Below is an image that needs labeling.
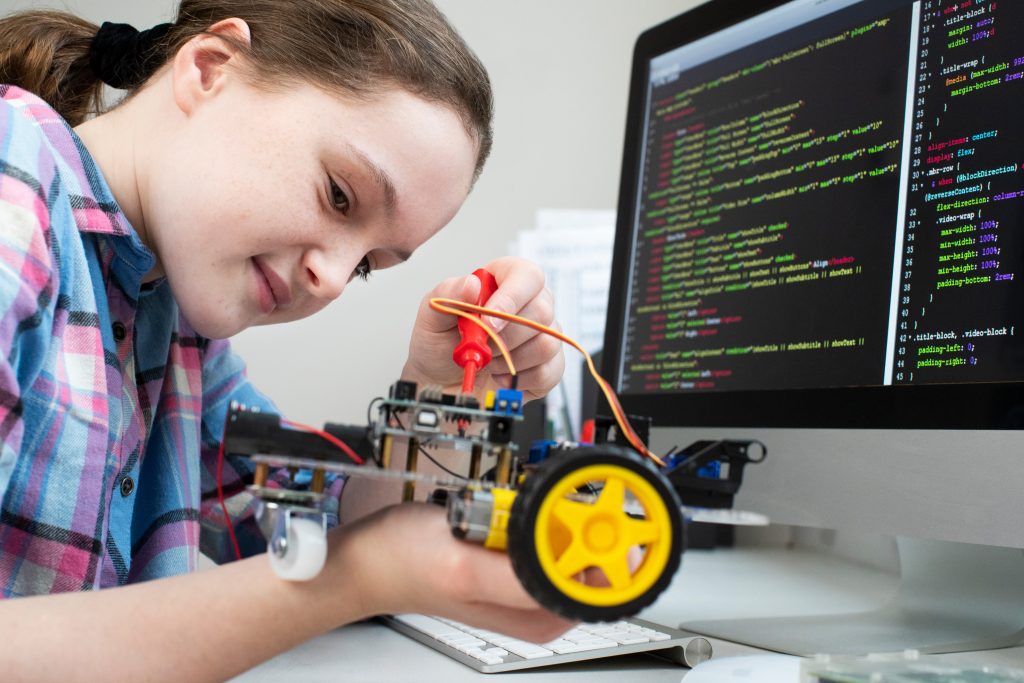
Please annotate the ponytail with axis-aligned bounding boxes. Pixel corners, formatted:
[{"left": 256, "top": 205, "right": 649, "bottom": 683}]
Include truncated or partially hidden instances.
[{"left": 0, "top": 11, "right": 103, "bottom": 127}]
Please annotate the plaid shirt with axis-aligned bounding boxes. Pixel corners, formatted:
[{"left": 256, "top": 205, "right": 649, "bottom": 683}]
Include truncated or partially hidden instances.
[{"left": 0, "top": 86, "right": 307, "bottom": 596}]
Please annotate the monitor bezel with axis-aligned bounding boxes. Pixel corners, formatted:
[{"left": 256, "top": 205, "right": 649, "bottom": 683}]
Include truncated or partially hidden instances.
[{"left": 601, "top": 0, "right": 1024, "bottom": 430}]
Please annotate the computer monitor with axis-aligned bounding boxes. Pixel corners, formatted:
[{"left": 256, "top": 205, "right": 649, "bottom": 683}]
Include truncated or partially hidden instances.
[{"left": 602, "top": 0, "right": 1024, "bottom": 654}]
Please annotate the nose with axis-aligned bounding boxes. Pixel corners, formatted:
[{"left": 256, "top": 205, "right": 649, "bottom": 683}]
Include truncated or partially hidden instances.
[{"left": 302, "top": 248, "right": 354, "bottom": 302}]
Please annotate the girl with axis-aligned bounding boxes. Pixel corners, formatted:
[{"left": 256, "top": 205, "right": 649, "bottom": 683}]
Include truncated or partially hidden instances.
[{"left": 0, "top": 1, "right": 568, "bottom": 680}]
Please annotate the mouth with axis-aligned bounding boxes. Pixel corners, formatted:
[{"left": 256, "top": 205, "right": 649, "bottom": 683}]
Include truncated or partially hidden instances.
[{"left": 252, "top": 257, "right": 293, "bottom": 314}]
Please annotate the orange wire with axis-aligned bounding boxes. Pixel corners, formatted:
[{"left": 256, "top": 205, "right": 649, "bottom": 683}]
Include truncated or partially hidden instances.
[
  {"left": 428, "top": 299, "right": 516, "bottom": 376},
  {"left": 428, "top": 297, "right": 665, "bottom": 467}
]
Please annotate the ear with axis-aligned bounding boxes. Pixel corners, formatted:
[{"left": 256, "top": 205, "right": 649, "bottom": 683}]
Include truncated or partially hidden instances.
[{"left": 171, "top": 18, "right": 252, "bottom": 116}]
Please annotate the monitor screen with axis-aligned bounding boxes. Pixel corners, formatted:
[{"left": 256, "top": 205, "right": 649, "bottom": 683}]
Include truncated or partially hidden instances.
[{"left": 604, "top": 0, "right": 1024, "bottom": 429}]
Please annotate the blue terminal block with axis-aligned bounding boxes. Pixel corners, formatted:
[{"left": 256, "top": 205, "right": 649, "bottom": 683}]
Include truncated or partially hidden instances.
[
  {"left": 695, "top": 461, "right": 723, "bottom": 480},
  {"left": 665, "top": 451, "right": 724, "bottom": 479},
  {"left": 528, "top": 439, "right": 559, "bottom": 464},
  {"left": 493, "top": 388, "right": 524, "bottom": 416}
]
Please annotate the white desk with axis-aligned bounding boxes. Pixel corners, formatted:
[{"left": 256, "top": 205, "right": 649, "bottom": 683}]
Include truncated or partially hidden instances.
[{"left": 231, "top": 547, "right": 1024, "bottom": 681}]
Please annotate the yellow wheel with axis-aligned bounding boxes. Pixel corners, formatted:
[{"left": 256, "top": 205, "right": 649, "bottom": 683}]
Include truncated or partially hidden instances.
[{"left": 508, "top": 446, "right": 683, "bottom": 621}]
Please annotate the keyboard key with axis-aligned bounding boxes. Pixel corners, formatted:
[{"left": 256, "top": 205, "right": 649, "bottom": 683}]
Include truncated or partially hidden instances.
[
  {"left": 502, "top": 641, "right": 555, "bottom": 659},
  {"left": 488, "top": 636, "right": 524, "bottom": 648},
  {"left": 394, "top": 614, "right": 460, "bottom": 639},
  {"left": 563, "top": 633, "right": 615, "bottom": 646},
  {"left": 453, "top": 638, "right": 487, "bottom": 653},
  {"left": 635, "top": 626, "right": 672, "bottom": 640},
  {"left": 545, "top": 639, "right": 582, "bottom": 654},
  {"left": 474, "top": 630, "right": 502, "bottom": 641}
]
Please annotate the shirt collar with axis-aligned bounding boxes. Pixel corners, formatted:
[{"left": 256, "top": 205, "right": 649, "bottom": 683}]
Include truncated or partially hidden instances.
[{"left": 5, "top": 86, "right": 156, "bottom": 278}]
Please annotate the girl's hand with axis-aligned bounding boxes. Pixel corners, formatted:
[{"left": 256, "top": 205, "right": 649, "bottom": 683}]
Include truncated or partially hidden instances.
[
  {"left": 337, "top": 503, "right": 574, "bottom": 643},
  {"left": 401, "top": 257, "right": 565, "bottom": 401}
]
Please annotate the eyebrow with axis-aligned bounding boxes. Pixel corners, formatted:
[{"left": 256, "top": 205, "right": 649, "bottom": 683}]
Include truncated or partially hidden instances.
[{"left": 348, "top": 144, "right": 398, "bottom": 216}]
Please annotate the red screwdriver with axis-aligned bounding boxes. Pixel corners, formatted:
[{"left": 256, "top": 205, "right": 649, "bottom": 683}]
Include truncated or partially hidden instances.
[{"left": 452, "top": 268, "right": 498, "bottom": 394}]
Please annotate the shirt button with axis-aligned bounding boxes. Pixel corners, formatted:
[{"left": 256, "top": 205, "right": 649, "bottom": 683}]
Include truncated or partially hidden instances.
[
  {"left": 120, "top": 476, "right": 135, "bottom": 497},
  {"left": 112, "top": 322, "right": 127, "bottom": 342}
]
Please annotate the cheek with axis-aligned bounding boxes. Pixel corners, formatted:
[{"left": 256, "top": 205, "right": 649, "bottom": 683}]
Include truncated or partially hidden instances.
[
  {"left": 152, "top": 171, "right": 314, "bottom": 261},
  {"left": 152, "top": 118, "right": 313, "bottom": 239}
]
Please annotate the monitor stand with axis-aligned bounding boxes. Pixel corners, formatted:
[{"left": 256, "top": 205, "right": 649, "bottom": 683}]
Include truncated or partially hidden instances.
[{"left": 681, "top": 537, "right": 1024, "bottom": 655}]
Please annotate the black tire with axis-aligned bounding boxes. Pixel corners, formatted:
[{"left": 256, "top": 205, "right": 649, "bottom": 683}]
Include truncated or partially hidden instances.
[{"left": 507, "top": 446, "right": 684, "bottom": 622}]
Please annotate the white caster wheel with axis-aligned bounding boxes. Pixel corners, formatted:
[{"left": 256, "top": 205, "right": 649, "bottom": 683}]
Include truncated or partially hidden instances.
[{"left": 268, "top": 515, "right": 327, "bottom": 581}]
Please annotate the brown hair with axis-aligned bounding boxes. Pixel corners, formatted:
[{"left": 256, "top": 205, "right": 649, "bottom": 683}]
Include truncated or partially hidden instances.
[{"left": 0, "top": 0, "right": 493, "bottom": 175}]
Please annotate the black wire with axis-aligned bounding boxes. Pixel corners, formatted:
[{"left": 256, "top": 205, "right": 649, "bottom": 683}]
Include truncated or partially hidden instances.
[
  {"left": 364, "top": 396, "right": 387, "bottom": 466},
  {"left": 413, "top": 437, "right": 467, "bottom": 480},
  {"left": 366, "top": 396, "right": 384, "bottom": 429},
  {"left": 393, "top": 414, "right": 468, "bottom": 480}
]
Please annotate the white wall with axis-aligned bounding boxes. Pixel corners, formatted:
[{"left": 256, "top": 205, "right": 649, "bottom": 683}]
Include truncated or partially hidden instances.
[{"left": 5, "top": 0, "right": 700, "bottom": 424}]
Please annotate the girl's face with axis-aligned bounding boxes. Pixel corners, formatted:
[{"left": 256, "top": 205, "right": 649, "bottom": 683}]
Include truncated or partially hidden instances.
[{"left": 142, "top": 80, "right": 478, "bottom": 339}]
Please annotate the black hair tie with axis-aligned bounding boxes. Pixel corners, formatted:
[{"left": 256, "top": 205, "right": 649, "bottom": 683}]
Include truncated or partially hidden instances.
[{"left": 89, "top": 22, "right": 174, "bottom": 90}]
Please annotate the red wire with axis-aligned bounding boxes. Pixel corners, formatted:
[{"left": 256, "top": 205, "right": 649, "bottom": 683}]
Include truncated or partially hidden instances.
[
  {"left": 281, "top": 419, "right": 365, "bottom": 465},
  {"left": 216, "top": 438, "right": 243, "bottom": 562}
]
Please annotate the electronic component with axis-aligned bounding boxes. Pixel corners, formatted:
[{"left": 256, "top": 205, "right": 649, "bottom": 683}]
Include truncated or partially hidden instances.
[
  {"left": 413, "top": 408, "right": 441, "bottom": 431},
  {"left": 221, "top": 392, "right": 690, "bottom": 622},
  {"left": 486, "top": 415, "right": 513, "bottom": 444},
  {"left": 527, "top": 439, "right": 558, "bottom": 464},
  {"left": 663, "top": 440, "right": 767, "bottom": 509},
  {"left": 388, "top": 380, "right": 417, "bottom": 401},
  {"left": 493, "top": 387, "right": 524, "bottom": 416}
]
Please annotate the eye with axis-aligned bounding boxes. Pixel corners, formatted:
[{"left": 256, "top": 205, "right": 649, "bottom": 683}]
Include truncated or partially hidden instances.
[
  {"left": 328, "top": 177, "right": 350, "bottom": 214},
  {"left": 354, "top": 256, "right": 372, "bottom": 282}
]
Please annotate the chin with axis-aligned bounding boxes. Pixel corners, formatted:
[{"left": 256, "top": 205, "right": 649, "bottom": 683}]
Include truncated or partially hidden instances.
[{"left": 178, "top": 303, "right": 248, "bottom": 340}]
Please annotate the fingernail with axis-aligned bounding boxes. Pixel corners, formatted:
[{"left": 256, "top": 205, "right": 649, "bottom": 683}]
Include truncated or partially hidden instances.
[{"left": 487, "top": 315, "right": 507, "bottom": 333}]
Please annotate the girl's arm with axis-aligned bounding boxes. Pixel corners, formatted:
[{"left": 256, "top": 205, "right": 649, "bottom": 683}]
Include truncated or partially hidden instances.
[{"left": 0, "top": 503, "right": 571, "bottom": 683}]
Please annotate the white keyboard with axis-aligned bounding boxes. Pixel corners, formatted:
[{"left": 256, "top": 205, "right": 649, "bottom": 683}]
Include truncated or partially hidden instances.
[{"left": 384, "top": 613, "right": 712, "bottom": 673}]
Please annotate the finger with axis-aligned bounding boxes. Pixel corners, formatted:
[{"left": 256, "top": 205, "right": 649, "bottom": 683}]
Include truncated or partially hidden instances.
[
  {"left": 495, "top": 287, "right": 556, "bottom": 352},
  {"left": 488, "top": 331, "right": 563, "bottom": 377},
  {"left": 493, "top": 349, "right": 565, "bottom": 401},
  {"left": 479, "top": 258, "right": 545, "bottom": 333},
  {"left": 450, "top": 543, "right": 543, "bottom": 610},
  {"left": 384, "top": 504, "right": 540, "bottom": 611},
  {"left": 417, "top": 274, "right": 481, "bottom": 335}
]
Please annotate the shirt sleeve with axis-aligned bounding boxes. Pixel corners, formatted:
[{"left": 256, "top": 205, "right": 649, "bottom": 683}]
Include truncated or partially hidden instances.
[
  {"left": 197, "top": 338, "right": 345, "bottom": 563},
  {"left": 0, "top": 198, "right": 55, "bottom": 500}
]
